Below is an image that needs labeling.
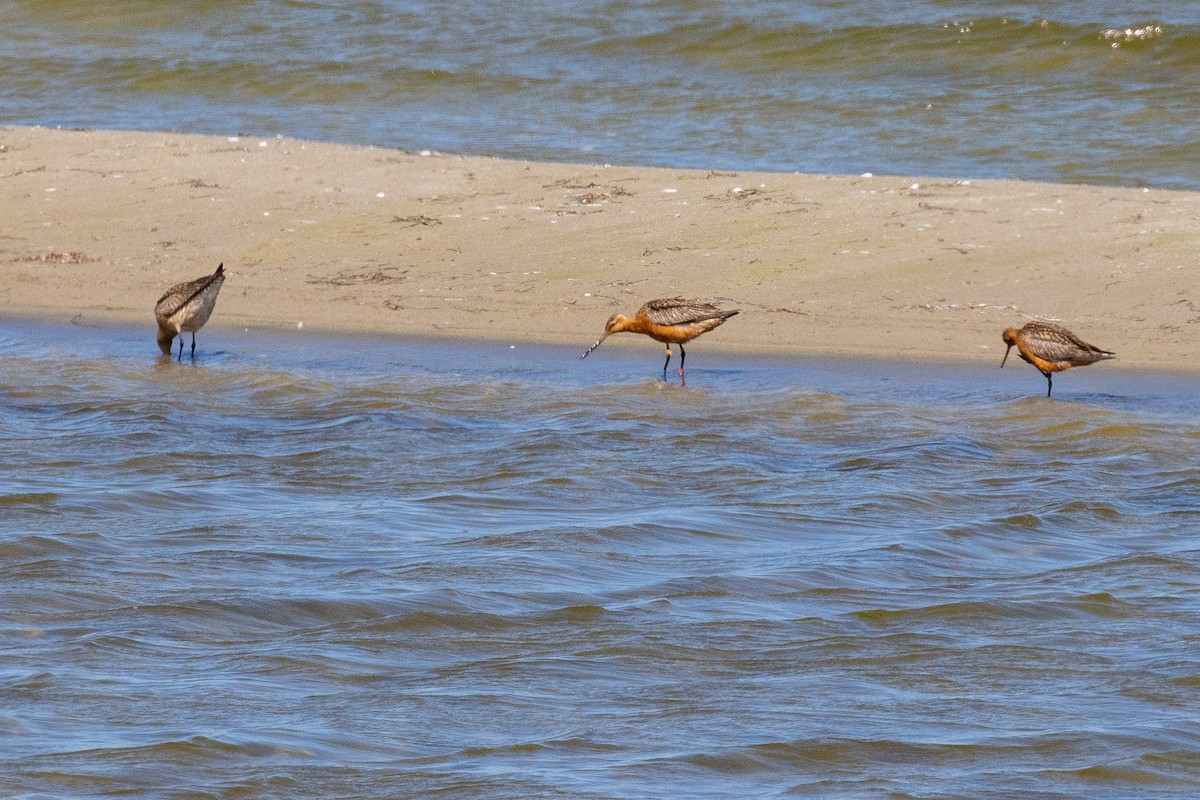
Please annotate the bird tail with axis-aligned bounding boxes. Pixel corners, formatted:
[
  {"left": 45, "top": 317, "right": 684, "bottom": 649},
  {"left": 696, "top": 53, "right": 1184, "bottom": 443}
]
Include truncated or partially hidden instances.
[{"left": 692, "top": 309, "right": 740, "bottom": 323}]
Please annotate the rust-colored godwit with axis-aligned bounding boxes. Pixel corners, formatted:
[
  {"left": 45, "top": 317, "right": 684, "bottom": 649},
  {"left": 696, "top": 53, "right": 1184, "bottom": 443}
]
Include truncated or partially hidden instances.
[
  {"left": 1001, "top": 320, "right": 1115, "bottom": 397},
  {"left": 155, "top": 263, "right": 226, "bottom": 360},
  {"left": 581, "top": 297, "right": 739, "bottom": 379}
]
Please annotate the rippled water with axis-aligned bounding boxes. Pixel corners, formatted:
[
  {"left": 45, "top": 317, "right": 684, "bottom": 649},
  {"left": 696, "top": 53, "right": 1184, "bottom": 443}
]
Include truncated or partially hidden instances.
[
  {"left": 2, "top": 1, "right": 1199, "bottom": 188},
  {"left": 3, "top": 320, "right": 1200, "bottom": 798}
]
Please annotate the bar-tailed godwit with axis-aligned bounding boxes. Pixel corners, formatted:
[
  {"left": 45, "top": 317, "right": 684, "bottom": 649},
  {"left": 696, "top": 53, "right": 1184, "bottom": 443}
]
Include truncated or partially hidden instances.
[
  {"left": 155, "top": 263, "right": 226, "bottom": 360},
  {"left": 1001, "top": 320, "right": 1115, "bottom": 397},
  {"left": 581, "top": 297, "right": 739, "bottom": 380}
]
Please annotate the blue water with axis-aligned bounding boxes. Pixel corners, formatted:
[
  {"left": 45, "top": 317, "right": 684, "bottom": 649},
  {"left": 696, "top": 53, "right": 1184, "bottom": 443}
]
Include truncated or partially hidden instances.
[
  {"left": 2, "top": 320, "right": 1200, "bottom": 798},
  {"left": 1, "top": 1, "right": 1199, "bottom": 187}
]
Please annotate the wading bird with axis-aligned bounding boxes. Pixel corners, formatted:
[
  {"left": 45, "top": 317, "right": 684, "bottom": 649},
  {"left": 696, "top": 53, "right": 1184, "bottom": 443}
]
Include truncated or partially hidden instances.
[
  {"left": 1001, "top": 320, "right": 1114, "bottom": 397},
  {"left": 155, "top": 263, "right": 226, "bottom": 360},
  {"left": 581, "top": 297, "right": 739, "bottom": 381}
]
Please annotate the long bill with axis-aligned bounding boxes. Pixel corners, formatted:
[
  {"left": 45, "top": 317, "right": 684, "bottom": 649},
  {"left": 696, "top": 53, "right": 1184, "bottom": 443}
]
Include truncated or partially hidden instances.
[
  {"left": 581, "top": 334, "right": 608, "bottom": 359},
  {"left": 1000, "top": 344, "right": 1012, "bottom": 368}
]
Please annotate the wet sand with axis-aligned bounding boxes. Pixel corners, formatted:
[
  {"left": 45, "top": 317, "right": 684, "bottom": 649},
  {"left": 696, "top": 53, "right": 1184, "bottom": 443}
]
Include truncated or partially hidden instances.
[{"left": 2, "top": 125, "right": 1197, "bottom": 368}]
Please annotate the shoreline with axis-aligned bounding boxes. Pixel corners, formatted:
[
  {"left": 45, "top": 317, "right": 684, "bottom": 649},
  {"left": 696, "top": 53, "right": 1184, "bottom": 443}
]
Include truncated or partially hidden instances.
[
  {"left": 2, "top": 125, "right": 1197, "bottom": 369},
  {"left": 12, "top": 313, "right": 1198, "bottom": 400}
]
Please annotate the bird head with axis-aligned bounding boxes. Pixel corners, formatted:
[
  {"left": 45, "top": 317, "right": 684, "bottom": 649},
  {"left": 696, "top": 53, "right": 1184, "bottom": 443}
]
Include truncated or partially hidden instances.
[
  {"left": 581, "top": 313, "right": 631, "bottom": 359},
  {"left": 156, "top": 325, "right": 176, "bottom": 356},
  {"left": 1000, "top": 327, "right": 1020, "bottom": 367}
]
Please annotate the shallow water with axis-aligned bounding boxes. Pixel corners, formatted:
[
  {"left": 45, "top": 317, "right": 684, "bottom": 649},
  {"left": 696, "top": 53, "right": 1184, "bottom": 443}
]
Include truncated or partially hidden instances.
[
  {"left": 2, "top": 1, "right": 1199, "bottom": 188},
  {"left": 2, "top": 320, "right": 1200, "bottom": 798}
]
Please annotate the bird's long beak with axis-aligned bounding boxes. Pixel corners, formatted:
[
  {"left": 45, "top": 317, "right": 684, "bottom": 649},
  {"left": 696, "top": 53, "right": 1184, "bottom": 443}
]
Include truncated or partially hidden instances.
[
  {"left": 1001, "top": 344, "right": 1012, "bottom": 368},
  {"left": 581, "top": 334, "right": 608, "bottom": 360}
]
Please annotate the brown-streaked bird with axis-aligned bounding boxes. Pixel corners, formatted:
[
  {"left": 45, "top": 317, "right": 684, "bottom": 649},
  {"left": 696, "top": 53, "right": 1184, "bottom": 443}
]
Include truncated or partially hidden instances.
[
  {"left": 581, "top": 297, "right": 739, "bottom": 379},
  {"left": 1001, "top": 320, "right": 1115, "bottom": 397},
  {"left": 155, "top": 263, "right": 226, "bottom": 360}
]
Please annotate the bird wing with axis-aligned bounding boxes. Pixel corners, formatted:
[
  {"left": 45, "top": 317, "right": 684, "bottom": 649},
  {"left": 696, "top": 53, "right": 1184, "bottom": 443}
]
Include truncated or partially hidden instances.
[
  {"left": 155, "top": 265, "right": 224, "bottom": 322},
  {"left": 642, "top": 297, "right": 736, "bottom": 327},
  {"left": 1023, "top": 321, "right": 1112, "bottom": 361}
]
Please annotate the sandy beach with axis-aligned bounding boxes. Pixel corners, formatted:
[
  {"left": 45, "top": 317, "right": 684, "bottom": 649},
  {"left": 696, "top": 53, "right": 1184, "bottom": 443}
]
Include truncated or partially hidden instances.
[{"left": 2, "top": 125, "right": 1196, "bottom": 368}]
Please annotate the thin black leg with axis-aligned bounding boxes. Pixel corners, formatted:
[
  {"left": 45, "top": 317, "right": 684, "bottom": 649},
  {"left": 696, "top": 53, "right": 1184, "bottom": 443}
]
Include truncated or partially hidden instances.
[
  {"left": 1044, "top": 371, "right": 1053, "bottom": 397},
  {"left": 190, "top": 332, "right": 197, "bottom": 359},
  {"left": 662, "top": 347, "right": 672, "bottom": 379},
  {"left": 679, "top": 344, "right": 687, "bottom": 376},
  {"left": 177, "top": 336, "right": 183, "bottom": 361}
]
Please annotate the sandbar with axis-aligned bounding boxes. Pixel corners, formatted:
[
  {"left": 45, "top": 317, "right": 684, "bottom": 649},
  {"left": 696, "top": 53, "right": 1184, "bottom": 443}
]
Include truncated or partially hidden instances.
[{"left": 2, "top": 126, "right": 1196, "bottom": 368}]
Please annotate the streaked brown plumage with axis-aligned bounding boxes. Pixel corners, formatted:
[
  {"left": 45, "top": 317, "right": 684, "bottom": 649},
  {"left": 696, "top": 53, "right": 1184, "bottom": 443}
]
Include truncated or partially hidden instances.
[
  {"left": 1001, "top": 320, "right": 1115, "bottom": 397},
  {"left": 581, "top": 297, "right": 739, "bottom": 379},
  {"left": 155, "top": 263, "right": 226, "bottom": 360}
]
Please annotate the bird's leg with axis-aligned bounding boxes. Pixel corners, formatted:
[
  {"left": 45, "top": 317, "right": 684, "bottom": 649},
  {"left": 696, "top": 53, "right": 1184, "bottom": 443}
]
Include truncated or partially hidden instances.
[
  {"left": 678, "top": 344, "right": 687, "bottom": 376},
  {"left": 190, "top": 333, "right": 197, "bottom": 359},
  {"left": 176, "top": 336, "right": 184, "bottom": 362},
  {"left": 662, "top": 347, "right": 672, "bottom": 380},
  {"left": 1044, "top": 370, "right": 1053, "bottom": 397}
]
